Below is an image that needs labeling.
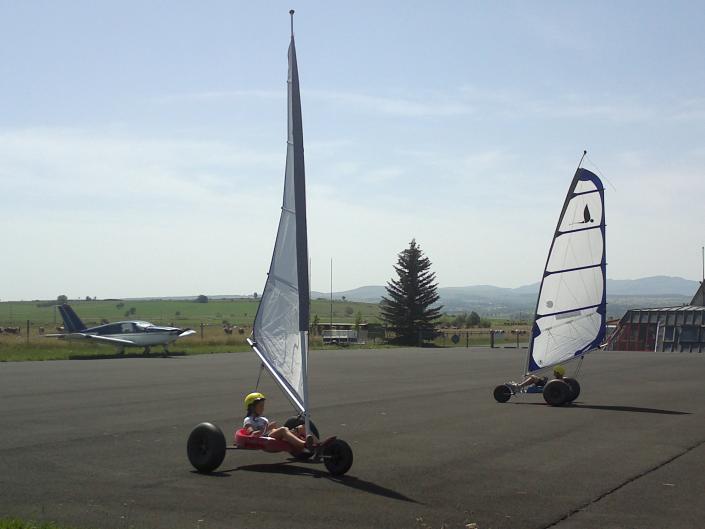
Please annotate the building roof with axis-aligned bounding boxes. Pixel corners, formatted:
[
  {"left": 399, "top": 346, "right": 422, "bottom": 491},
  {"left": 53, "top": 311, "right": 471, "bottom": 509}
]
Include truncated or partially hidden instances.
[
  {"left": 625, "top": 305, "right": 705, "bottom": 313},
  {"left": 691, "top": 281, "right": 705, "bottom": 306}
]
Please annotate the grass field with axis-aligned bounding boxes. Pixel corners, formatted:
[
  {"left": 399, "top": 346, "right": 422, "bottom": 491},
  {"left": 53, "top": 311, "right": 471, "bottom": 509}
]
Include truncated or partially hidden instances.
[
  {"left": 0, "top": 520, "right": 75, "bottom": 529},
  {"left": 0, "top": 298, "right": 529, "bottom": 361},
  {"left": 0, "top": 298, "right": 382, "bottom": 328}
]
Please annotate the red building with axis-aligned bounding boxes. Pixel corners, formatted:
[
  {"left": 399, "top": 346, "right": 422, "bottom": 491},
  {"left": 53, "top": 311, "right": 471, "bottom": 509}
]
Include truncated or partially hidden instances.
[{"left": 608, "top": 282, "right": 705, "bottom": 352}]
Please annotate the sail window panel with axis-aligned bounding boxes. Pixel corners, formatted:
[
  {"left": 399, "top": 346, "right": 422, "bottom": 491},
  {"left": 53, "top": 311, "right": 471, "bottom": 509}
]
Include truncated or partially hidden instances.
[
  {"left": 537, "top": 267, "right": 604, "bottom": 317},
  {"left": 255, "top": 279, "right": 304, "bottom": 399},
  {"left": 558, "top": 191, "right": 603, "bottom": 234},
  {"left": 547, "top": 228, "right": 603, "bottom": 274},
  {"left": 532, "top": 308, "right": 602, "bottom": 368}
]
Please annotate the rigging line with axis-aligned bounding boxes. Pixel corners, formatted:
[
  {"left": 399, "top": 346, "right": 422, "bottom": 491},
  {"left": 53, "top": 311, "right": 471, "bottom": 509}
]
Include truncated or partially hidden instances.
[
  {"left": 584, "top": 153, "right": 617, "bottom": 192},
  {"left": 575, "top": 355, "right": 584, "bottom": 378},
  {"left": 255, "top": 362, "right": 265, "bottom": 390}
]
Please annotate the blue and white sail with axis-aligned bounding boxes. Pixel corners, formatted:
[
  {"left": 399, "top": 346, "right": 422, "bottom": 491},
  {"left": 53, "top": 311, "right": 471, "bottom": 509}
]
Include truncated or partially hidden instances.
[
  {"left": 526, "top": 166, "right": 606, "bottom": 374},
  {"left": 248, "top": 17, "right": 310, "bottom": 414}
]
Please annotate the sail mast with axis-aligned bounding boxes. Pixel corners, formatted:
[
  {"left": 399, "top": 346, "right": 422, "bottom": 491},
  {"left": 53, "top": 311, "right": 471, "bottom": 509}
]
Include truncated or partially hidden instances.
[
  {"left": 289, "top": 9, "right": 310, "bottom": 332},
  {"left": 248, "top": 10, "right": 310, "bottom": 419},
  {"left": 289, "top": 8, "right": 312, "bottom": 433}
]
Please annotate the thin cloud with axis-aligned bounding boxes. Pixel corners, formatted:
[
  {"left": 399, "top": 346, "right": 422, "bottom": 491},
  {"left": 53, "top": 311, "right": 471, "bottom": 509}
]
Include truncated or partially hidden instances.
[
  {"left": 0, "top": 127, "right": 282, "bottom": 208},
  {"left": 308, "top": 90, "right": 475, "bottom": 118},
  {"left": 156, "top": 88, "right": 476, "bottom": 118},
  {"left": 154, "top": 89, "right": 282, "bottom": 104}
]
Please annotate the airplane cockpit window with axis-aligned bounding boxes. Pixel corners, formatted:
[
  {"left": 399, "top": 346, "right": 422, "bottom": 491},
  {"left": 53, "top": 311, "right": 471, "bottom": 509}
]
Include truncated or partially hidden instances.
[
  {"left": 121, "top": 323, "right": 135, "bottom": 334},
  {"left": 98, "top": 324, "right": 122, "bottom": 335}
]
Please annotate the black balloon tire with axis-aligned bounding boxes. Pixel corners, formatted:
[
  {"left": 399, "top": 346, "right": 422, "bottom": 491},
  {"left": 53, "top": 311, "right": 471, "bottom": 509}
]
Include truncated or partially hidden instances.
[
  {"left": 564, "top": 378, "right": 581, "bottom": 402},
  {"left": 284, "top": 416, "right": 320, "bottom": 460},
  {"left": 493, "top": 384, "right": 512, "bottom": 403},
  {"left": 187, "top": 422, "right": 227, "bottom": 473},
  {"left": 322, "top": 439, "right": 354, "bottom": 476},
  {"left": 542, "top": 379, "right": 570, "bottom": 406}
]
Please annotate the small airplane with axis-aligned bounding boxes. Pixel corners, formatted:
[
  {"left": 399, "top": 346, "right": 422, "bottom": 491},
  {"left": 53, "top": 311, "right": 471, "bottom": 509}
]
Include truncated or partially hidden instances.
[{"left": 47, "top": 304, "right": 196, "bottom": 354}]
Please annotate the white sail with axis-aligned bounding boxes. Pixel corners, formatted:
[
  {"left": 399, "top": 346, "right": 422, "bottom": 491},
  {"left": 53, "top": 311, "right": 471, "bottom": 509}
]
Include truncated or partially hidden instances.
[
  {"left": 526, "top": 167, "right": 606, "bottom": 374},
  {"left": 248, "top": 29, "right": 310, "bottom": 413}
]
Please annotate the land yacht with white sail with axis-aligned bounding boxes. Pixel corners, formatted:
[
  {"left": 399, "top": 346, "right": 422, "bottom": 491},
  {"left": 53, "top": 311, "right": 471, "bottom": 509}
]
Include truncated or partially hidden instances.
[
  {"left": 494, "top": 152, "right": 607, "bottom": 406},
  {"left": 186, "top": 11, "right": 353, "bottom": 475}
]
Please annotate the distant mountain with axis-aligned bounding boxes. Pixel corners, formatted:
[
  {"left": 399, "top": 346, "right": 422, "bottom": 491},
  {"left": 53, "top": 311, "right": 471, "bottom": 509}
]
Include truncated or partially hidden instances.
[
  {"left": 606, "top": 276, "right": 700, "bottom": 296},
  {"left": 315, "top": 276, "right": 698, "bottom": 301},
  {"left": 311, "top": 285, "right": 386, "bottom": 303},
  {"left": 119, "top": 276, "right": 699, "bottom": 320},
  {"left": 312, "top": 275, "right": 700, "bottom": 319}
]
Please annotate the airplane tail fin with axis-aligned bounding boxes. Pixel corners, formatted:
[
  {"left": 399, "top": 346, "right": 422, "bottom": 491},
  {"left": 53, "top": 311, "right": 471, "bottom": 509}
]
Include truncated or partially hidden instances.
[{"left": 58, "top": 304, "right": 87, "bottom": 333}]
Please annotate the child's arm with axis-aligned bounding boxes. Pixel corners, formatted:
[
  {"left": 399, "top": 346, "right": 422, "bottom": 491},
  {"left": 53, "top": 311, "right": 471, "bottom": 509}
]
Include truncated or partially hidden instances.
[{"left": 246, "top": 425, "right": 263, "bottom": 436}]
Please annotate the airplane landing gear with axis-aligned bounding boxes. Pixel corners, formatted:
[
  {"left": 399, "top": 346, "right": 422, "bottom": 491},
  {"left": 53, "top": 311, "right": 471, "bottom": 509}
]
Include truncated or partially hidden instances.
[{"left": 143, "top": 346, "right": 151, "bottom": 355}]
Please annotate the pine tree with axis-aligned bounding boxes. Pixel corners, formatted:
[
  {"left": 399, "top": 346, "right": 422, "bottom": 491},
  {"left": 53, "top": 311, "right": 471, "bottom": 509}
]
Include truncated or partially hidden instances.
[{"left": 380, "top": 239, "right": 443, "bottom": 345}]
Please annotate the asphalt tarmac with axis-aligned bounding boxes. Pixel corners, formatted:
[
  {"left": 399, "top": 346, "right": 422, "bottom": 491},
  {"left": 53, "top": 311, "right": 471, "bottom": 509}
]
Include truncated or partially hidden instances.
[{"left": 1, "top": 347, "right": 704, "bottom": 529}]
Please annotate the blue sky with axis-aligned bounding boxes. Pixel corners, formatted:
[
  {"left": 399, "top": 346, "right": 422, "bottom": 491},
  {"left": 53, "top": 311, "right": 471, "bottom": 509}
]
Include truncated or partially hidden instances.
[{"left": 1, "top": 1, "right": 704, "bottom": 300}]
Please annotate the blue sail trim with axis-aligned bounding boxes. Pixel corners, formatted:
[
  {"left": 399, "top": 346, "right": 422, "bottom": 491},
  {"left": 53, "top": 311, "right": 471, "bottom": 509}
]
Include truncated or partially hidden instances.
[
  {"left": 557, "top": 224, "right": 603, "bottom": 236},
  {"left": 572, "top": 188, "right": 603, "bottom": 197},
  {"left": 544, "top": 262, "right": 602, "bottom": 277},
  {"left": 536, "top": 303, "right": 602, "bottom": 320}
]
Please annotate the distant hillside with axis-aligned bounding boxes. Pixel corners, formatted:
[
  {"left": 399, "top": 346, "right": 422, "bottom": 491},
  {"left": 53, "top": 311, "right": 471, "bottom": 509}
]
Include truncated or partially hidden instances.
[
  {"left": 312, "top": 275, "right": 700, "bottom": 319},
  {"left": 113, "top": 276, "right": 698, "bottom": 321},
  {"left": 605, "top": 276, "right": 700, "bottom": 296}
]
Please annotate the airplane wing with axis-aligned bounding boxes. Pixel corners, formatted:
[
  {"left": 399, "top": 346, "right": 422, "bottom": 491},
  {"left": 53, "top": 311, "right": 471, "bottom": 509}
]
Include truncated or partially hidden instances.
[
  {"left": 45, "top": 333, "right": 136, "bottom": 345},
  {"left": 80, "top": 334, "right": 137, "bottom": 345},
  {"left": 178, "top": 330, "right": 197, "bottom": 338}
]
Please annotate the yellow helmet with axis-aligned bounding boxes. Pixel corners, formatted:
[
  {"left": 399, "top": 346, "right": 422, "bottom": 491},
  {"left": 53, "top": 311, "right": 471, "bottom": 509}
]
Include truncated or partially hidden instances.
[
  {"left": 244, "top": 392, "right": 266, "bottom": 409},
  {"left": 553, "top": 365, "right": 566, "bottom": 377}
]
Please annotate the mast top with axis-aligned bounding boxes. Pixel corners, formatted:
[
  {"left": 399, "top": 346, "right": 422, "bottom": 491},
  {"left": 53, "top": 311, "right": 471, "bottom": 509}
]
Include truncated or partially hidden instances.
[
  {"left": 289, "top": 10, "right": 295, "bottom": 36},
  {"left": 577, "top": 149, "right": 587, "bottom": 171}
]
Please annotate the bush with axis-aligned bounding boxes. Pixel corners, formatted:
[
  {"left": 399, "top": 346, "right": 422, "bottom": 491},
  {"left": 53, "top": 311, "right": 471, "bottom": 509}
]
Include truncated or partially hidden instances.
[{"left": 468, "top": 311, "right": 481, "bottom": 326}]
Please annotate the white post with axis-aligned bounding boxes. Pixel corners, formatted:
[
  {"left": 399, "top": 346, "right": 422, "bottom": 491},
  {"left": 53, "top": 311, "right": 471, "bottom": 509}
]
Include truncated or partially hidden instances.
[{"left": 300, "top": 330, "right": 310, "bottom": 435}]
